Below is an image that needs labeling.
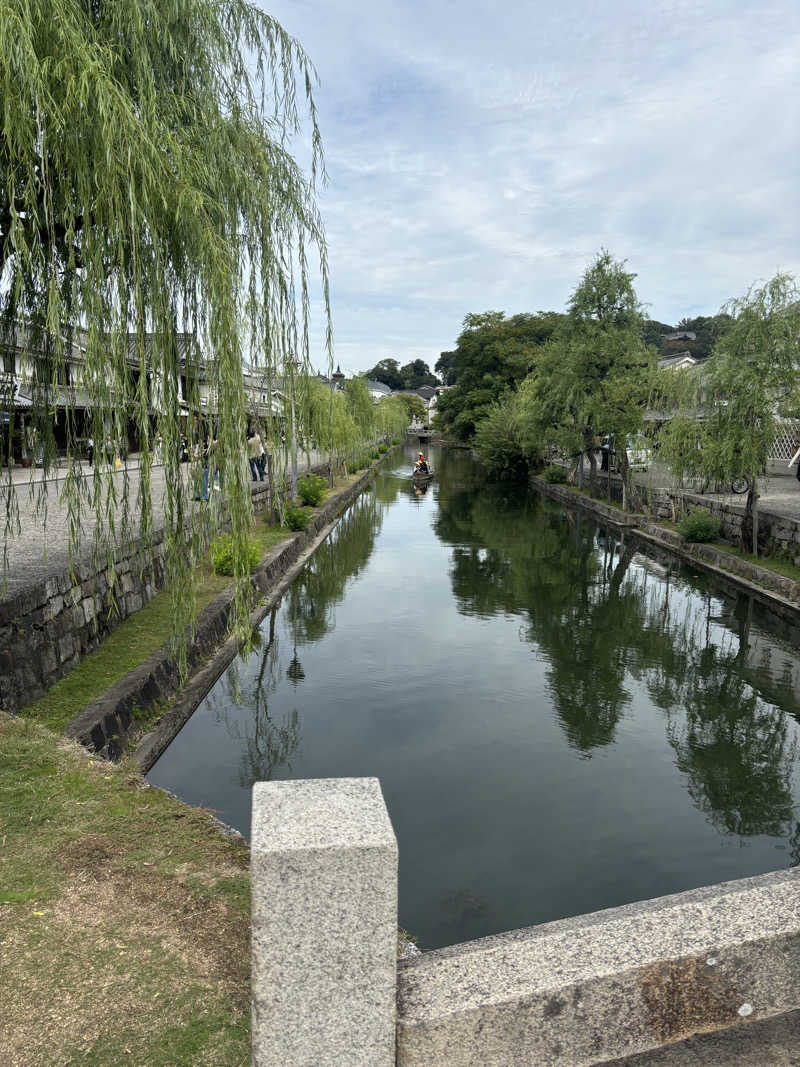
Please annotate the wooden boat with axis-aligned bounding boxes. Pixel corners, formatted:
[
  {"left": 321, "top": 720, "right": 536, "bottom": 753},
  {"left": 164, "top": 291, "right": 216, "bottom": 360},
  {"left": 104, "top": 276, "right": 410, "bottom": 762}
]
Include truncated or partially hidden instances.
[{"left": 411, "top": 468, "right": 434, "bottom": 484}]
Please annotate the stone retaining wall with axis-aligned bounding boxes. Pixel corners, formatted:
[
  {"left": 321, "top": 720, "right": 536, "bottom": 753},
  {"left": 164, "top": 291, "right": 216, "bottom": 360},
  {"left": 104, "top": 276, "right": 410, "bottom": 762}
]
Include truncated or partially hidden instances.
[
  {"left": 643, "top": 487, "right": 800, "bottom": 566},
  {"left": 0, "top": 461, "right": 330, "bottom": 715}
]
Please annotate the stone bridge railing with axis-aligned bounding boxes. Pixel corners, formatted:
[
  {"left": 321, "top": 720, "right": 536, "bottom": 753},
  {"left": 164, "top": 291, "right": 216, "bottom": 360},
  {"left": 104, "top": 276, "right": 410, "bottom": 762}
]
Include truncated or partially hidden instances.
[{"left": 251, "top": 778, "right": 800, "bottom": 1066}]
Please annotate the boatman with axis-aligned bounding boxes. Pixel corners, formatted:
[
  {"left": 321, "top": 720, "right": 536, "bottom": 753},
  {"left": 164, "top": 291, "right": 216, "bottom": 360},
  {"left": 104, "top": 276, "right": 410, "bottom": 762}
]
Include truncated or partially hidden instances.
[{"left": 415, "top": 452, "right": 429, "bottom": 474}]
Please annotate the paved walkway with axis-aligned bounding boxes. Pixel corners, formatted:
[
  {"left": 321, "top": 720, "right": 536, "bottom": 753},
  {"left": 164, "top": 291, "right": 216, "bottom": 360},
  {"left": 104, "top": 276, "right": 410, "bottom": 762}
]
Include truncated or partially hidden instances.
[
  {"left": 0, "top": 449, "right": 326, "bottom": 598},
  {"left": 633, "top": 459, "right": 800, "bottom": 521}
]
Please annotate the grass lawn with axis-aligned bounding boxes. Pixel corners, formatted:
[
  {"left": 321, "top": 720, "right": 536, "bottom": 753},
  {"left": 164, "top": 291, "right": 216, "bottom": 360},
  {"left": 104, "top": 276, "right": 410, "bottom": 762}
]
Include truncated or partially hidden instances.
[
  {"left": 21, "top": 517, "right": 291, "bottom": 733},
  {"left": 0, "top": 713, "right": 251, "bottom": 1066}
]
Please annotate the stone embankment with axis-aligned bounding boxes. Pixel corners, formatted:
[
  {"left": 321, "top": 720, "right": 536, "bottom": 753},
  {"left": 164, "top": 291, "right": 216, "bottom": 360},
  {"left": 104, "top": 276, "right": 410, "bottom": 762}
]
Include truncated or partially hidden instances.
[
  {"left": 530, "top": 474, "right": 800, "bottom": 612},
  {"left": 0, "top": 461, "right": 322, "bottom": 716}
]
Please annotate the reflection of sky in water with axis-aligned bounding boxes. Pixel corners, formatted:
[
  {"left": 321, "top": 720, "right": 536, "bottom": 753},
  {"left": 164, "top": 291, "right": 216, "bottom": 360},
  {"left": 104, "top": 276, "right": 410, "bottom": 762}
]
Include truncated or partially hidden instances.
[{"left": 149, "top": 446, "right": 800, "bottom": 950}]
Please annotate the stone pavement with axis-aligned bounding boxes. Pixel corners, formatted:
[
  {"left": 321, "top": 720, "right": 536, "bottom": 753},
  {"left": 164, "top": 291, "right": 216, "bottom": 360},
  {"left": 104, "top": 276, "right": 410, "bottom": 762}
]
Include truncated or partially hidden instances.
[
  {"left": 635, "top": 459, "right": 800, "bottom": 520},
  {"left": 0, "top": 450, "right": 325, "bottom": 598}
]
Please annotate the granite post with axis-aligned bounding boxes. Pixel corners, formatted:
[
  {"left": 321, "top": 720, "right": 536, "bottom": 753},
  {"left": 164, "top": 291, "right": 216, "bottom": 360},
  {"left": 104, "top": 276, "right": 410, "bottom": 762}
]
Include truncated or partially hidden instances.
[{"left": 251, "top": 777, "right": 398, "bottom": 1066}]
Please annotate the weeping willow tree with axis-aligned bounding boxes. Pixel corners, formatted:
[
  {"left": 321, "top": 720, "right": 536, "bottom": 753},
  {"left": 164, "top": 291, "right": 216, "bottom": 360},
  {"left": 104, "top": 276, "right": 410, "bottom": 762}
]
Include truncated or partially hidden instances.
[
  {"left": 0, "top": 0, "right": 330, "bottom": 666},
  {"left": 656, "top": 273, "right": 800, "bottom": 554}
]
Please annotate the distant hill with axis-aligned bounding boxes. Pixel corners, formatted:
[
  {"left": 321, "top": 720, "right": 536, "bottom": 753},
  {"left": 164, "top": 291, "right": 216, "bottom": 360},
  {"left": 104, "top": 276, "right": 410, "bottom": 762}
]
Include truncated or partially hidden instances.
[{"left": 643, "top": 313, "right": 734, "bottom": 362}]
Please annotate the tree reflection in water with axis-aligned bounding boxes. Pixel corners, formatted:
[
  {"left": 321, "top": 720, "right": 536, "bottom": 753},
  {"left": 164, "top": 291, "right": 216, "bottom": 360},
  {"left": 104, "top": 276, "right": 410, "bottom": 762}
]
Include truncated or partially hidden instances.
[
  {"left": 207, "top": 489, "right": 387, "bottom": 786},
  {"left": 435, "top": 458, "right": 800, "bottom": 847}
]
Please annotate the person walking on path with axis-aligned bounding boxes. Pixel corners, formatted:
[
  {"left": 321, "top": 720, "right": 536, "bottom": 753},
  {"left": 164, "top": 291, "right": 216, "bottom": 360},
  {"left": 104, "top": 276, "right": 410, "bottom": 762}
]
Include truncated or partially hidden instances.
[
  {"left": 247, "top": 428, "right": 264, "bottom": 481},
  {"left": 789, "top": 442, "right": 800, "bottom": 484}
]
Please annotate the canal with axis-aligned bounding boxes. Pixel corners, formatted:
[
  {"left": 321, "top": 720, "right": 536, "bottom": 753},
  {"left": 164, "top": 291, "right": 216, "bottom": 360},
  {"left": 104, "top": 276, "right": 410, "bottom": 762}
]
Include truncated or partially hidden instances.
[{"left": 148, "top": 444, "right": 800, "bottom": 950}]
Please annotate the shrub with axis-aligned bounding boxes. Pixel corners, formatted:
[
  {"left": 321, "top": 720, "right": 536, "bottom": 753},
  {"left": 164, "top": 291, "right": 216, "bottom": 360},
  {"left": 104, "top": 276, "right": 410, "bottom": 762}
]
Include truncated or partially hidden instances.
[
  {"left": 377, "top": 443, "right": 388, "bottom": 454},
  {"left": 543, "top": 465, "right": 568, "bottom": 484},
  {"left": 284, "top": 505, "right": 311, "bottom": 531},
  {"left": 678, "top": 508, "right": 720, "bottom": 543},
  {"left": 210, "top": 534, "right": 261, "bottom": 575},
  {"left": 346, "top": 461, "right": 360, "bottom": 474},
  {"left": 369, "top": 448, "right": 381, "bottom": 460},
  {"left": 297, "top": 473, "right": 327, "bottom": 507},
  {"left": 391, "top": 437, "right": 401, "bottom": 445}
]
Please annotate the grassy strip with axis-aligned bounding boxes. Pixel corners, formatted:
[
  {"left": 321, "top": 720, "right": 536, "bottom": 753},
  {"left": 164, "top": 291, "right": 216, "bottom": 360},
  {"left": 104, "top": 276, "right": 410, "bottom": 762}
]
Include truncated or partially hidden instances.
[
  {"left": 652, "top": 522, "right": 800, "bottom": 584},
  {"left": 21, "top": 517, "right": 290, "bottom": 733},
  {"left": 709, "top": 541, "right": 800, "bottom": 583},
  {"left": 0, "top": 712, "right": 251, "bottom": 1066}
]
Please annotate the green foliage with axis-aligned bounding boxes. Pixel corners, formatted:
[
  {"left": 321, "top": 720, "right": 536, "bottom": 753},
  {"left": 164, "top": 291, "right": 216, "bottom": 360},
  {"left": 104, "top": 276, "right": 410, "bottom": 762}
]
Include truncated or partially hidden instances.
[
  {"left": 657, "top": 273, "right": 800, "bottom": 553},
  {"left": 396, "top": 392, "right": 426, "bottom": 424},
  {"left": 0, "top": 0, "right": 329, "bottom": 666},
  {"left": 297, "top": 473, "right": 327, "bottom": 506},
  {"left": 472, "top": 393, "right": 526, "bottom": 475},
  {"left": 283, "top": 505, "right": 312, "bottom": 531},
  {"left": 543, "top": 465, "right": 568, "bottom": 484},
  {"left": 375, "top": 395, "right": 409, "bottom": 440},
  {"left": 678, "top": 509, "right": 720, "bottom": 543},
  {"left": 399, "top": 359, "right": 438, "bottom": 388},
  {"left": 210, "top": 534, "right": 260, "bottom": 576},
  {"left": 433, "top": 311, "right": 563, "bottom": 441},
  {"left": 365, "top": 357, "right": 438, "bottom": 389},
  {"left": 365, "top": 358, "right": 404, "bottom": 390}
]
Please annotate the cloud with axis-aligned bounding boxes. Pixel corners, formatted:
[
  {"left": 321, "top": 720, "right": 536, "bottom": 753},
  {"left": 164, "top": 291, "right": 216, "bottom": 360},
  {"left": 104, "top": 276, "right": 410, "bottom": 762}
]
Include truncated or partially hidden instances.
[{"left": 266, "top": 0, "right": 800, "bottom": 372}]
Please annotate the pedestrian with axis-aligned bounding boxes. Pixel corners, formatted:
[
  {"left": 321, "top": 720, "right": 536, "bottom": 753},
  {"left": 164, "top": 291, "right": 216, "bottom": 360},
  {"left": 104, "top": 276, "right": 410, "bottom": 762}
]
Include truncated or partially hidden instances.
[
  {"left": 86, "top": 435, "right": 94, "bottom": 468},
  {"left": 257, "top": 432, "right": 267, "bottom": 481},
  {"left": 247, "top": 428, "right": 262, "bottom": 481},
  {"left": 789, "top": 442, "right": 800, "bottom": 484}
]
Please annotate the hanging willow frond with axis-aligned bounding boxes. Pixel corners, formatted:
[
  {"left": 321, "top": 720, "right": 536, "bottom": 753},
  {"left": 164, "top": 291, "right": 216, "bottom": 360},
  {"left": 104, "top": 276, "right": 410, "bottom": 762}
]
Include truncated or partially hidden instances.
[{"left": 0, "top": 0, "right": 330, "bottom": 670}]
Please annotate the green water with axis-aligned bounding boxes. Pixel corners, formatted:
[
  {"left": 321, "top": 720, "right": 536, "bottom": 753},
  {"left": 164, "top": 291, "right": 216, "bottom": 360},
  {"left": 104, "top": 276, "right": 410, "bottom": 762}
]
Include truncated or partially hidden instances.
[{"left": 148, "top": 445, "right": 800, "bottom": 949}]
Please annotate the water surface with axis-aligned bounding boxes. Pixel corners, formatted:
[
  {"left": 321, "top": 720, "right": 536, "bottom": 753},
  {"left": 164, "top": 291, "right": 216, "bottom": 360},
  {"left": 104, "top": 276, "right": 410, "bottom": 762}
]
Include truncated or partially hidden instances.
[{"left": 148, "top": 446, "right": 800, "bottom": 949}]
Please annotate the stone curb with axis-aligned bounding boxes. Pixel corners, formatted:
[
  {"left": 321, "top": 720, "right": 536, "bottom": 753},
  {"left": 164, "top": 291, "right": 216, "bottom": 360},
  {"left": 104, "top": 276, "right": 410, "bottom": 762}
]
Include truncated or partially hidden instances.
[
  {"left": 634, "top": 526, "right": 800, "bottom": 608},
  {"left": 63, "top": 455, "right": 394, "bottom": 762},
  {"left": 529, "top": 475, "right": 646, "bottom": 528}
]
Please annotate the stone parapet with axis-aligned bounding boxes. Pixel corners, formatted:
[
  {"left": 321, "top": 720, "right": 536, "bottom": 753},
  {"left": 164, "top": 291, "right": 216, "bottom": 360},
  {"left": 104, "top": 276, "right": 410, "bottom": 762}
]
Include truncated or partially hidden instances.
[
  {"left": 396, "top": 868, "right": 800, "bottom": 1066},
  {"left": 251, "top": 778, "right": 398, "bottom": 1066}
]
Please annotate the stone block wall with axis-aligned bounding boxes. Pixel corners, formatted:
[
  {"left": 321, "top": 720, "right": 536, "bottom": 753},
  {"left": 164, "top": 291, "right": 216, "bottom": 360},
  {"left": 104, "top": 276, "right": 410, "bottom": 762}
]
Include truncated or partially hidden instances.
[
  {"left": 645, "top": 488, "right": 800, "bottom": 565},
  {"left": 0, "top": 459, "right": 332, "bottom": 716},
  {"left": 0, "top": 535, "right": 168, "bottom": 714}
]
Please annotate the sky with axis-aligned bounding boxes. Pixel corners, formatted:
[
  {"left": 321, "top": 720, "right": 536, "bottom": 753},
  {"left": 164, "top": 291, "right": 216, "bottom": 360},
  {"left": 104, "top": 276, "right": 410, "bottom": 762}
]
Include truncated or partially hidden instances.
[{"left": 262, "top": 0, "right": 800, "bottom": 376}]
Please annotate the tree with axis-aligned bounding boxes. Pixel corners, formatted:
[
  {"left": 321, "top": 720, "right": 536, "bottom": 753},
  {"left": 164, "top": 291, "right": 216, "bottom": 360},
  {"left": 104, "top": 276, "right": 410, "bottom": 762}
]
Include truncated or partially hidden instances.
[
  {"left": 0, "top": 0, "right": 330, "bottom": 660},
  {"left": 399, "top": 359, "right": 438, "bottom": 389},
  {"left": 519, "top": 251, "right": 653, "bottom": 507},
  {"left": 395, "top": 392, "right": 426, "bottom": 425},
  {"left": 434, "top": 311, "right": 561, "bottom": 441},
  {"left": 364, "top": 358, "right": 404, "bottom": 390},
  {"left": 658, "top": 273, "right": 800, "bottom": 554}
]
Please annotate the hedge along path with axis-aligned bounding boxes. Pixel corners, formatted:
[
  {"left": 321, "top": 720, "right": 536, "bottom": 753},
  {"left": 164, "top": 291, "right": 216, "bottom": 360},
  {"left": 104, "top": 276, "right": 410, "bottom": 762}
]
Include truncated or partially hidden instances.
[{"left": 0, "top": 713, "right": 252, "bottom": 1066}]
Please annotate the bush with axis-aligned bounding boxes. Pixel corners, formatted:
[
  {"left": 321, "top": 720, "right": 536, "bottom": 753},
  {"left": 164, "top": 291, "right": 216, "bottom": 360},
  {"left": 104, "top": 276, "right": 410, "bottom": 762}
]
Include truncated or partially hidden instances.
[
  {"left": 377, "top": 443, "right": 388, "bottom": 454},
  {"left": 297, "top": 473, "right": 327, "bottom": 507},
  {"left": 284, "top": 505, "right": 311, "bottom": 531},
  {"left": 369, "top": 448, "right": 381, "bottom": 460},
  {"left": 391, "top": 437, "right": 401, "bottom": 445},
  {"left": 543, "top": 465, "right": 568, "bottom": 484},
  {"left": 210, "top": 534, "right": 261, "bottom": 576},
  {"left": 678, "top": 508, "right": 720, "bottom": 543}
]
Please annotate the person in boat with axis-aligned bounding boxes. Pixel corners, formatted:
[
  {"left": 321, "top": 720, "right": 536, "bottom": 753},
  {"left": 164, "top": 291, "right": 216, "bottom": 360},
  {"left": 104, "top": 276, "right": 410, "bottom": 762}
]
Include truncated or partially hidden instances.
[{"left": 414, "top": 452, "right": 429, "bottom": 474}]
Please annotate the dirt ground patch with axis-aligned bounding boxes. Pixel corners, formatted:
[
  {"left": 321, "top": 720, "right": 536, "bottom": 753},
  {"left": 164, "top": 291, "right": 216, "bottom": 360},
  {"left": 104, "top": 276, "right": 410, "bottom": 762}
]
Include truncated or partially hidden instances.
[{"left": 0, "top": 715, "right": 251, "bottom": 1066}]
